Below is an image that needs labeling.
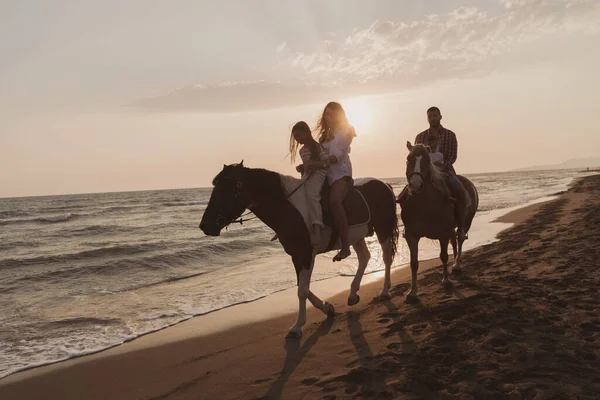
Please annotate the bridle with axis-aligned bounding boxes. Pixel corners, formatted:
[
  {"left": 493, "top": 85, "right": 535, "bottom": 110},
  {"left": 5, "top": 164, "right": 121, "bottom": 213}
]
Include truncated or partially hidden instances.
[
  {"left": 212, "top": 177, "right": 249, "bottom": 229},
  {"left": 406, "top": 157, "right": 428, "bottom": 196}
]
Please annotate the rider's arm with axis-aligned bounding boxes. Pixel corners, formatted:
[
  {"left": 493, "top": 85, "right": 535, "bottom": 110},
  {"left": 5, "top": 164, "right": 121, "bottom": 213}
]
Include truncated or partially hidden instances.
[
  {"left": 302, "top": 144, "right": 330, "bottom": 170},
  {"left": 443, "top": 131, "right": 458, "bottom": 167},
  {"left": 303, "top": 160, "right": 329, "bottom": 169},
  {"left": 327, "top": 129, "right": 353, "bottom": 165}
]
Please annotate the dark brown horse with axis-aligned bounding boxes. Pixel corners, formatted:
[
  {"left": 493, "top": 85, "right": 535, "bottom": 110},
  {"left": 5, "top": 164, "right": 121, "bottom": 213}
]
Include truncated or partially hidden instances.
[
  {"left": 199, "top": 162, "right": 399, "bottom": 338},
  {"left": 401, "top": 143, "right": 479, "bottom": 302}
]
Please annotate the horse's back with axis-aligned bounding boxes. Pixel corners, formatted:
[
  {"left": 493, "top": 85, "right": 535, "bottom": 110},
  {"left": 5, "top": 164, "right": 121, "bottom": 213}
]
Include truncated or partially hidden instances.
[
  {"left": 355, "top": 178, "right": 399, "bottom": 244},
  {"left": 354, "top": 178, "right": 396, "bottom": 206},
  {"left": 457, "top": 175, "right": 478, "bottom": 233}
]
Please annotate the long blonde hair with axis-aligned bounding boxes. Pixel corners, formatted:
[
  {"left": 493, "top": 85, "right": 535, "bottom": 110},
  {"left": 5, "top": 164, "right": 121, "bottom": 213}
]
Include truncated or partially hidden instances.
[{"left": 315, "top": 101, "right": 356, "bottom": 143}]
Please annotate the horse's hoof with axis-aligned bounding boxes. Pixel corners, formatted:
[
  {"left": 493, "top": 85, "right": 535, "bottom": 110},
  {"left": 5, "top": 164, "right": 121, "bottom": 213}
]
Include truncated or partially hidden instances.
[
  {"left": 325, "top": 302, "right": 335, "bottom": 319},
  {"left": 375, "top": 292, "right": 392, "bottom": 302},
  {"left": 405, "top": 293, "right": 419, "bottom": 304},
  {"left": 347, "top": 294, "right": 360, "bottom": 306},
  {"left": 286, "top": 330, "right": 302, "bottom": 340}
]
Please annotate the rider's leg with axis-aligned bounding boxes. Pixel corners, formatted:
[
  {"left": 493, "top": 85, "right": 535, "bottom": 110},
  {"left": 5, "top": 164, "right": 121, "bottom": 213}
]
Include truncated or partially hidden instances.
[
  {"left": 330, "top": 177, "right": 352, "bottom": 261},
  {"left": 447, "top": 173, "right": 468, "bottom": 241},
  {"left": 306, "top": 172, "right": 326, "bottom": 246}
]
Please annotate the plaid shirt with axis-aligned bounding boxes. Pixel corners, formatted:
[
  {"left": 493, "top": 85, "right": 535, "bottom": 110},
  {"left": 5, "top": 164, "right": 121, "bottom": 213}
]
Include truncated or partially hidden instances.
[{"left": 415, "top": 126, "right": 458, "bottom": 173}]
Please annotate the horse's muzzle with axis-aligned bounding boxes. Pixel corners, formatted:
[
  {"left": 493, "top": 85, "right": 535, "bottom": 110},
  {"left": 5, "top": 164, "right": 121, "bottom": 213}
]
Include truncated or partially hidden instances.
[{"left": 199, "top": 222, "right": 221, "bottom": 236}]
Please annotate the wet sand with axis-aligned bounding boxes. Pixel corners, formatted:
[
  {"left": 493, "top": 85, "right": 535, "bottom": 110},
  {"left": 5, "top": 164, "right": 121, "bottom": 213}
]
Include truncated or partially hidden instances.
[{"left": 1, "top": 175, "right": 599, "bottom": 399}]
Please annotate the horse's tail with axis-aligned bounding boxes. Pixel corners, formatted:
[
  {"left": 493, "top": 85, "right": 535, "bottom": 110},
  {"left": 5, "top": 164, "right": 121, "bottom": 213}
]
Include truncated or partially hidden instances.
[
  {"left": 358, "top": 180, "right": 399, "bottom": 263},
  {"left": 457, "top": 175, "right": 479, "bottom": 233}
]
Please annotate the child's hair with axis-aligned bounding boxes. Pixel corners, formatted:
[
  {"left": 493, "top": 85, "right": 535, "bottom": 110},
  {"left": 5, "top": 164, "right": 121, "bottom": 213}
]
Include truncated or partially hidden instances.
[
  {"left": 289, "top": 121, "right": 320, "bottom": 164},
  {"left": 426, "top": 134, "right": 439, "bottom": 152}
]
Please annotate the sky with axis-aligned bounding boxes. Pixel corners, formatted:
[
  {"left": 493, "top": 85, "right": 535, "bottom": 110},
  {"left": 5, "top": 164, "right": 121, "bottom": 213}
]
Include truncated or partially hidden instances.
[{"left": 1, "top": 0, "right": 599, "bottom": 197}]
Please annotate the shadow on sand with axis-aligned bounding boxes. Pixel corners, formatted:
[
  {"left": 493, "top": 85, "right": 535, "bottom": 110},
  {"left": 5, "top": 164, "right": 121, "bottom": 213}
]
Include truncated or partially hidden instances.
[{"left": 260, "top": 317, "right": 334, "bottom": 399}]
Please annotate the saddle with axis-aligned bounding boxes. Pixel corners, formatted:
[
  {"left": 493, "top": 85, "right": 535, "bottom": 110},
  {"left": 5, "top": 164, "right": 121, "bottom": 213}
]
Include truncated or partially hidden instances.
[
  {"left": 274, "top": 175, "right": 371, "bottom": 250},
  {"left": 319, "top": 181, "right": 370, "bottom": 229}
]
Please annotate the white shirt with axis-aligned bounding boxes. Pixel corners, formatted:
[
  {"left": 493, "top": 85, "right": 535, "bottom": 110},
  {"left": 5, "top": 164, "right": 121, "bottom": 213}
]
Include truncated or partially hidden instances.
[
  {"left": 430, "top": 151, "right": 444, "bottom": 165},
  {"left": 321, "top": 126, "right": 353, "bottom": 184}
]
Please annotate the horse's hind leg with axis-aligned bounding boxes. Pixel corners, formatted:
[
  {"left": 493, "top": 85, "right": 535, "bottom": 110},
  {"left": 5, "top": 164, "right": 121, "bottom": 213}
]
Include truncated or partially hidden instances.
[
  {"left": 453, "top": 233, "right": 465, "bottom": 273},
  {"left": 376, "top": 237, "right": 393, "bottom": 301},
  {"left": 440, "top": 237, "right": 451, "bottom": 288},
  {"left": 450, "top": 233, "right": 460, "bottom": 274},
  {"left": 451, "top": 234, "right": 457, "bottom": 260},
  {"left": 348, "top": 239, "right": 371, "bottom": 306}
]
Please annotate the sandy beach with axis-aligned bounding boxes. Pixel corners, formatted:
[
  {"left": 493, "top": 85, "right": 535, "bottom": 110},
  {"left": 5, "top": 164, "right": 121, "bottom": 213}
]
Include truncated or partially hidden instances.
[{"left": 1, "top": 174, "right": 599, "bottom": 400}]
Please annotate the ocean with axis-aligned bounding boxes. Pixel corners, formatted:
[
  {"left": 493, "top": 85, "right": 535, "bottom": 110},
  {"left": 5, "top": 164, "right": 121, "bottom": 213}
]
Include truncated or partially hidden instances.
[{"left": 0, "top": 169, "right": 591, "bottom": 378}]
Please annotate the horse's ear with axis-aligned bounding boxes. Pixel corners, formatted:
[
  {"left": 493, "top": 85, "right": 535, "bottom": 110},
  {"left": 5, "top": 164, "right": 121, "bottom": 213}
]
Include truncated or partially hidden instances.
[
  {"left": 239, "top": 160, "right": 244, "bottom": 167},
  {"left": 406, "top": 141, "right": 413, "bottom": 152}
]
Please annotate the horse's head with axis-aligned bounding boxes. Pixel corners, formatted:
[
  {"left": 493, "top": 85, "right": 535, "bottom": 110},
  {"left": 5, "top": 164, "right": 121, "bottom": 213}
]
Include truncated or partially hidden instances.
[
  {"left": 199, "top": 161, "right": 250, "bottom": 236},
  {"left": 405, "top": 141, "right": 431, "bottom": 196}
]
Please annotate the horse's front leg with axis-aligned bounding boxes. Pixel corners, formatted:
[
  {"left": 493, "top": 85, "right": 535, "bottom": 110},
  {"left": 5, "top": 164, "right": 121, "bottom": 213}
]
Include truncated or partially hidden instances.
[
  {"left": 405, "top": 234, "right": 420, "bottom": 303},
  {"left": 348, "top": 239, "right": 371, "bottom": 306},
  {"left": 308, "top": 291, "right": 335, "bottom": 319},
  {"left": 287, "top": 253, "right": 314, "bottom": 339},
  {"left": 377, "top": 237, "right": 394, "bottom": 301}
]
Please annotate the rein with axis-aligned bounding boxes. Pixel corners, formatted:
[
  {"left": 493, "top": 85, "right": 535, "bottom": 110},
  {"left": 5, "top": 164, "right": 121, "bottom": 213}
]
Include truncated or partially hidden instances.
[{"left": 230, "top": 171, "right": 314, "bottom": 226}]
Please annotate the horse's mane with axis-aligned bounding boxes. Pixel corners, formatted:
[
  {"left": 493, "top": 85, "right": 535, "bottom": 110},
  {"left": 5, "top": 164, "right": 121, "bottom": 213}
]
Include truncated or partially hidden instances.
[
  {"left": 430, "top": 164, "right": 450, "bottom": 198},
  {"left": 245, "top": 168, "right": 287, "bottom": 202}
]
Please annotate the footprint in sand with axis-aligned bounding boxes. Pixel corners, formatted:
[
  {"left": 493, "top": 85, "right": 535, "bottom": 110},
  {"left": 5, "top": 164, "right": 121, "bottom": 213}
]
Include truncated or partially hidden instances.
[
  {"left": 382, "top": 321, "right": 405, "bottom": 338},
  {"left": 380, "top": 311, "right": 404, "bottom": 318},
  {"left": 580, "top": 321, "right": 600, "bottom": 333},
  {"left": 300, "top": 377, "right": 320, "bottom": 385}
]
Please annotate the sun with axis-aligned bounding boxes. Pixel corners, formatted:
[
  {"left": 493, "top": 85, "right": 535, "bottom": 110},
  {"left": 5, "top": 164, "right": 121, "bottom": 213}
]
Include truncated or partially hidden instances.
[{"left": 342, "top": 97, "right": 374, "bottom": 134}]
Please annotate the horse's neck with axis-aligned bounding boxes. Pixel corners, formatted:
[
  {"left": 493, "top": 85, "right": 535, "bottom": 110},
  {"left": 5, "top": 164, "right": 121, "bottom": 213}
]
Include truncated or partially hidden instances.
[
  {"left": 245, "top": 171, "right": 294, "bottom": 231},
  {"left": 247, "top": 172, "right": 309, "bottom": 246},
  {"left": 406, "top": 185, "right": 447, "bottom": 213}
]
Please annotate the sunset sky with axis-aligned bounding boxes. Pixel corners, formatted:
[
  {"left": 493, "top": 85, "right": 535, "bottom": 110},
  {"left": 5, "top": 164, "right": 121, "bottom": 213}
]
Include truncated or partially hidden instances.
[{"left": 1, "top": 0, "right": 599, "bottom": 197}]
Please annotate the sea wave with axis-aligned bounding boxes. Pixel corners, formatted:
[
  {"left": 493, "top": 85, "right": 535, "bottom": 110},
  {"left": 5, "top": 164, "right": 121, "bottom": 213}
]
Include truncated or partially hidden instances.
[
  {"left": 67, "top": 224, "right": 140, "bottom": 237},
  {"left": 3, "top": 239, "right": 274, "bottom": 287},
  {"left": 163, "top": 201, "right": 207, "bottom": 207},
  {"left": 0, "top": 285, "right": 291, "bottom": 380},
  {"left": 0, "top": 242, "right": 170, "bottom": 269},
  {"left": 0, "top": 213, "right": 78, "bottom": 226},
  {"left": 35, "top": 317, "right": 124, "bottom": 328}
]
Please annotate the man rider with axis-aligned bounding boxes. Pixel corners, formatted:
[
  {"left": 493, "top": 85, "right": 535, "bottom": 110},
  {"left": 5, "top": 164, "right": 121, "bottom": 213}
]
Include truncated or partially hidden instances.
[{"left": 400, "top": 106, "right": 471, "bottom": 241}]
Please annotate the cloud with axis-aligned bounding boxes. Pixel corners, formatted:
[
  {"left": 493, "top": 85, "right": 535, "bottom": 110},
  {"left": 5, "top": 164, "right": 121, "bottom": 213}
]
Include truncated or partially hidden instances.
[
  {"left": 132, "top": 80, "right": 370, "bottom": 113},
  {"left": 281, "top": 0, "right": 599, "bottom": 83},
  {"left": 276, "top": 41, "right": 287, "bottom": 53},
  {"left": 134, "top": 0, "right": 600, "bottom": 112}
]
